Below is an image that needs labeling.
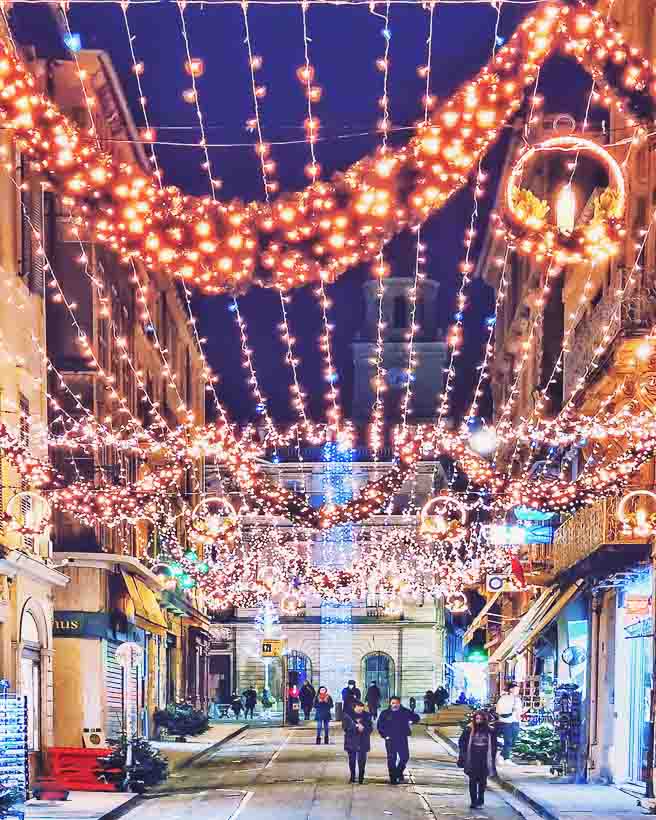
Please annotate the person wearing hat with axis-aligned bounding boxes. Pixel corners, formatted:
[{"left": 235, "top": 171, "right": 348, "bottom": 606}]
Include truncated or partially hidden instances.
[{"left": 341, "top": 679, "right": 361, "bottom": 718}]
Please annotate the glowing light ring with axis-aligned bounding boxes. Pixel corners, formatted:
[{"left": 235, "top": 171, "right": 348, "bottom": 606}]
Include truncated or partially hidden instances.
[
  {"left": 419, "top": 495, "right": 467, "bottom": 538},
  {"left": 189, "top": 496, "right": 238, "bottom": 545},
  {"left": 617, "top": 489, "right": 656, "bottom": 536},
  {"left": 444, "top": 591, "right": 468, "bottom": 614},
  {"left": 502, "top": 135, "right": 627, "bottom": 265},
  {"left": 5, "top": 491, "right": 51, "bottom": 537}
]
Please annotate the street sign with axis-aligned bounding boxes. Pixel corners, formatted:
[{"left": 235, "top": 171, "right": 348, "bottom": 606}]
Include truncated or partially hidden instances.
[{"left": 261, "top": 639, "right": 284, "bottom": 657}]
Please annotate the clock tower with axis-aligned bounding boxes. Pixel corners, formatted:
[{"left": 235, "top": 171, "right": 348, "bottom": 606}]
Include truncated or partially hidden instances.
[{"left": 352, "top": 277, "right": 447, "bottom": 424}]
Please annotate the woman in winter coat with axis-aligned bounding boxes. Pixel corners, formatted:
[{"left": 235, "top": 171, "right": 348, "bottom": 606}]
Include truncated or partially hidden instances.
[
  {"left": 342, "top": 701, "right": 373, "bottom": 784},
  {"left": 314, "top": 686, "right": 334, "bottom": 745},
  {"left": 458, "top": 710, "right": 498, "bottom": 809}
]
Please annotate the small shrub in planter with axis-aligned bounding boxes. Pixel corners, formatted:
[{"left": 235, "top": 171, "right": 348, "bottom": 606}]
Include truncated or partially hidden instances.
[
  {"left": 97, "top": 735, "right": 169, "bottom": 791},
  {"left": 154, "top": 702, "right": 209, "bottom": 739}
]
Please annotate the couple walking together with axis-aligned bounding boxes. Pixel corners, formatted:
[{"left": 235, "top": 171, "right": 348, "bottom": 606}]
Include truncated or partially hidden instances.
[{"left": 313, "top": 680, "right": 420, "bottom": 785}]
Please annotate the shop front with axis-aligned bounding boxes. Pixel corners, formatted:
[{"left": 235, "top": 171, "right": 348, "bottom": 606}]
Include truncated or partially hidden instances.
[
  {"left": 52, "top": 553, "right": 168, "bottom": 745},
  {"left": 488, "top": 580, "right": 588, "bottom": 778},
  {"left": 612, "top": 567, "right": 653, "bottom": 787}
]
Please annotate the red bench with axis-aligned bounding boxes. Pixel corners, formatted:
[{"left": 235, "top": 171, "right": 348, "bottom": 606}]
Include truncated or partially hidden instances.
[{"left": 43, "top": 747, "right": 122, "bottom": 792}]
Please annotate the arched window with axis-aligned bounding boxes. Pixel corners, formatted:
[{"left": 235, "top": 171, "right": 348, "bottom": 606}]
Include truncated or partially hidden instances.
[
  {"left": 287, "top": 650, "right": 312, "bottom": 686},
  {"left": 361, "top": 652, "right": 395, "bottom": 705},
  {"left": 393, "top": 295, "right": 407, "bottom": 329}
]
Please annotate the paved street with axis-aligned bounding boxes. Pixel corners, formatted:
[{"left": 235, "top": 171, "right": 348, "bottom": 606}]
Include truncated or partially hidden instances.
[{"left": 125, "top": 726, "right": 531, "bottom": 820}]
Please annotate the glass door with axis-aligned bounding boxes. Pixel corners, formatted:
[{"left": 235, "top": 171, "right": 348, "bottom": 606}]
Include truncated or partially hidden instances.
[{"left": 628, "top": 632, "right": 653, "bottom": 784}]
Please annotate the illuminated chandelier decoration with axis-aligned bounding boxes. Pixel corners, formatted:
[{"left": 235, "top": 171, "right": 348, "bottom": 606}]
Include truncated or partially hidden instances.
[
  {"left": 500, "top": 135, "right": 627, "bottom": 266},
  {"left": 0, "top": 3, "right": 653, "bottom": 297}
]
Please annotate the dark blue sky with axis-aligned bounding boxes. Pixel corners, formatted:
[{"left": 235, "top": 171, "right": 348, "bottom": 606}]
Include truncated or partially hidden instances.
[{"left": 15, "top": 1, "right": 597, "bottom": 427}]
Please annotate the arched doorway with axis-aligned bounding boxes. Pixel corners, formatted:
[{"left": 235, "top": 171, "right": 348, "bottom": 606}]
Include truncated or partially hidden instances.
[
  {"left": 287, "top": 650, "right": 312, "bottom": 686},
  {"left": 362, "top": 653, "right": 395, "bottom": 706},
  {"left": 20, "top": 607, "right": 45, "bottom": 755}
]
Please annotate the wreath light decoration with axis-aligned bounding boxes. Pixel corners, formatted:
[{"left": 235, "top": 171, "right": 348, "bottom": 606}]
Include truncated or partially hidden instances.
[{"left": 501, "top": 135, "right": 627, "bottom": 266}]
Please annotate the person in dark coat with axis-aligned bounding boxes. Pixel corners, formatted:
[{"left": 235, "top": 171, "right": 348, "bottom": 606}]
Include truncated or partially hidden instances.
[
  {"left": 231, "top": 692, "right": 243, "bottom": 719},
  {"left": 377, "top": 696, "right": 420, "bottom": 784},
  {"left": 242, "top": 685, "right": 257, "bottom": 719},
  {"left": 424, "top": 690, "right": 435, "bottom": 714},
  {"left": 366, "top": 683, "right": 382, "bottom": 719},
  {"left": 299, "top": 680, "right": 316, "bottom": 720},
  {"left": 343, "top": 701, "right": 373, "bottom": 784},
  {"left": 314, "top": 686, "right": 334, "bottom": 744},
  {"left": 341, "top": 679, "right": 361, "bottom": 718},
  {"left": 434, "top": 686, "right": 449, "bottom": 710},
  {"left": 457, "top": 710, "right": 498, "bottom": 809}
]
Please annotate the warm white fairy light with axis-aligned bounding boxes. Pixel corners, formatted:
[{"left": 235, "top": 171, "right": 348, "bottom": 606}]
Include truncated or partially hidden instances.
[
  {"left": 176, "top": 0, "right": 219, "bottom": 198},
  {"left": 241, "top": 1, "right": 309, "bottom": 439},
  {"left": 297, "top": 2, "right": 341, "bottom": 433}
]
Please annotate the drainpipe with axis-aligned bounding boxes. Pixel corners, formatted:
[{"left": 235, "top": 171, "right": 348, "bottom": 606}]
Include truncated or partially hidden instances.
[{"left": 585, "top": 589, "right": 603, "bottom": 782}]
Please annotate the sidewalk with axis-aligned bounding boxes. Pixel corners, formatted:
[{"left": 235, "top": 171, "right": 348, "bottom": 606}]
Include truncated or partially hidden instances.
[
  {"left": 433, "top": 724, "right": 650, "bottom": 820},
  {"left": 24, "top": 792, "right": 137, "bottom": 820},
  {"left": 151, "top": 722, "right": 246, "bottom": 770}
]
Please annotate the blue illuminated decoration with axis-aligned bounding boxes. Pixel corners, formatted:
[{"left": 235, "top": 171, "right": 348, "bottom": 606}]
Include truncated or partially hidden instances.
[
  {"left": 64, "top": 32, "right": 82, "bottom": 52},
  {"left": 514, "top": 506, "right": 557, "bottom": 522}
]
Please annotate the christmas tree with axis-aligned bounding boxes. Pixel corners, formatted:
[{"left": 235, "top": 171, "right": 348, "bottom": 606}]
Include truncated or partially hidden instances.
[{"left": 512, "top": 724, "right": 561, "bottom": 764}]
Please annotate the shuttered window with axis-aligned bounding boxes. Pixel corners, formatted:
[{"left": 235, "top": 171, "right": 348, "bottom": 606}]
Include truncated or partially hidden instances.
[{"left": 104, "top": 640, "right": 139, "bottom": 740}]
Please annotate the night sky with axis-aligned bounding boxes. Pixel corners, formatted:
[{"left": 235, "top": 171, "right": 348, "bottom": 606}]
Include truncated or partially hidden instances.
[{"left": 14, "top": 1, "right": 598, "bottom": 429}]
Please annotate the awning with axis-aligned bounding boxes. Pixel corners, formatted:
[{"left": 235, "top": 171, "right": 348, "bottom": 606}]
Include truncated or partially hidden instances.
[
  {"left": 121, "top": 571, "right": 167, "bottom": 635},
  {"left": 488, "top": 586, "right": 560, "bottom": 665},
  {"left": 463, "top": 592, "right": 501, "bottom": 646},
  {"left": 511, "top": 581, "right": 584, "bottom": 659},
  {"left": 134, "top": 578, "right": 168, "bottom": 630}
]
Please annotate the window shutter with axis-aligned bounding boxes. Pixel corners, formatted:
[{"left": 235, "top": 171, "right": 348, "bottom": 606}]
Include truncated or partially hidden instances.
[{"left": 28, "top": 184, "right": 45, "bottom": 295}]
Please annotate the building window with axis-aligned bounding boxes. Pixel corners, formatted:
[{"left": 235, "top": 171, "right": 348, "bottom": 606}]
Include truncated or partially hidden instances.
[{"left": 393, "top": 295, "right": 407, "bottom": 329}]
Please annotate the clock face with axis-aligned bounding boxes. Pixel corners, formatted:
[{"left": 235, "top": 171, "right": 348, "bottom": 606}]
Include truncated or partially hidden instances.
[{"left": 385, "top": 368, "right": 409, "bottom": 388}]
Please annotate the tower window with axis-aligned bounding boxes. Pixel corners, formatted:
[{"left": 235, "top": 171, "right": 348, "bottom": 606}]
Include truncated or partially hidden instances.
[{"left": 393, "top": 295, "right": 407, "bottom": 329}]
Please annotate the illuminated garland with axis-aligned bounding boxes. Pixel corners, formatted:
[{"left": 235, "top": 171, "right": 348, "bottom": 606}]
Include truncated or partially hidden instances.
[{"left": 0, "top": 3, "right": 653, "bottom": 295}]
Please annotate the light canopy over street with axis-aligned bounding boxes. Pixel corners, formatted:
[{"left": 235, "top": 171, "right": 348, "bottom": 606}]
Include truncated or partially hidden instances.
[{"left": 0, "top": 2, "right": 654, "bottom": 819}]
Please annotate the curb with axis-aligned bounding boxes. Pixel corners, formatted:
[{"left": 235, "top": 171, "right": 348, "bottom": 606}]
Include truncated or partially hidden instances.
[
  {"left": 176, "top": 725, "right": 249, "bottom": 770},
  {"left": 98, "top": 795, "right": 143, "bottom": 820},
  {"left": 431, "top": 727, "right": 559, "bottom": 820}
]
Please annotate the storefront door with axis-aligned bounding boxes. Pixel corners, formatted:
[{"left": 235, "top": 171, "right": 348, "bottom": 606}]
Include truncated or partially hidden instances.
[
  {"left": 621, "top": 572, "right": 653, "bottom": 786},
  {"left": 627, "top": 629, "right": 652, "bottom": 784},
  {"left": 363, "top": 653, "right": 394, "bottom": 705}
]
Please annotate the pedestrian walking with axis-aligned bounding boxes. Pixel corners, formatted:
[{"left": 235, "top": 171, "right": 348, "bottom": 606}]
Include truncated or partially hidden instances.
[
  {"left": 341, "top": 679, "right": 361, "bottom": 718},
  {"left": 495, "top": 681, "right": 522, "bottom": 764},
  {"left": 299, "top": 680, "right": 316, "bottom": 721},
  {"left": 377, "top": 696, "right": 420, "bottom": 784},
  {"left": 365, "top": 682, "right": 381, "bottom": 719},
  {"left": 424, "top": 690, "right": 435, "bottom": 714},
  {"left": 343, "top": 701, "right": 373, "bottom": 784},
  {"left": 314, "top": 686, "right": 334, "bottom": 745},
  {"left": 231, "top": 692, "right": 243, "bottom": 719},
  {"left": 434, "top": 685, "right": 448, "bottom": 710},
  {"left": 243, "top": 685, "right": 257, "bottom": 720},
  {"left": 457, "top": 710, "right": 497, "bottom": 809}
]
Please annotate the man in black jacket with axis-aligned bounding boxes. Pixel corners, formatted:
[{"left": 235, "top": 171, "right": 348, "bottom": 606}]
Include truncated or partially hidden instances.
[{"left": 377, "top": 696, "right": 420, "bottom": 784}]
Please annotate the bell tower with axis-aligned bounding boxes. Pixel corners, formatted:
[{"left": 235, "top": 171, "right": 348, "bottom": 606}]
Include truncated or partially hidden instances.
[{"left": 352, "top": 277, "right": 447, "bottom": 423}]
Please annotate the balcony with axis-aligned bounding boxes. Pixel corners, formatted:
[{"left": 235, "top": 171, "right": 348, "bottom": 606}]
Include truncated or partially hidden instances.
[
  {"left": 552, "top": 497, "right": 650, "bottom": 575},
  {"left": 564, "top": 279, "right": 656, "bottom": 403}
]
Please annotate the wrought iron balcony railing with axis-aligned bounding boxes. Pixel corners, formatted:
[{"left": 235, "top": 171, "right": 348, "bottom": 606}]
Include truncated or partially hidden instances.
[
  {"left": 563, "top": 281, "right": 656, "bottom": 402},
  {"left": 552, "top": 496, "right": 649, "bottom": 575}
]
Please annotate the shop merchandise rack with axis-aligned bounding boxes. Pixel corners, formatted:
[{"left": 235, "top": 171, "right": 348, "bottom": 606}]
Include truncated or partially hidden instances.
[
  {"left": 550, "top": 684, "right": 581, "bottom": 777},
  {"left": 519, "top": 676, "right": 542, "bottom": 712},
  {"left": 0, "top": 688, "right": 28, "bottom": 803}
]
